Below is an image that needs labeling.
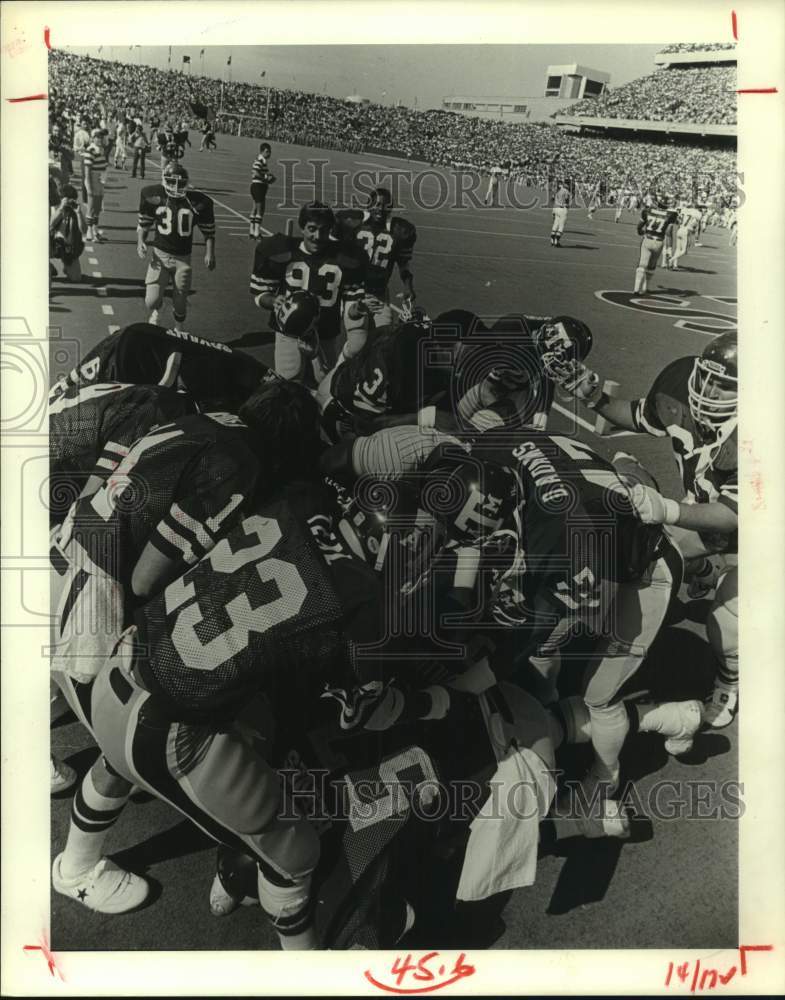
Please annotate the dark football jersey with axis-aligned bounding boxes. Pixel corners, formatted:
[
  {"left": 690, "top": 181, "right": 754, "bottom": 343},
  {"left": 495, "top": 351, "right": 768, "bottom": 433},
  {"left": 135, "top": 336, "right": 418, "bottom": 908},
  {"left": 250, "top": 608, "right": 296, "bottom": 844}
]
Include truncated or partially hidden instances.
[
  {"left": 138, "top": 185, "right": 216, "bottom": 256},
  {"left": 424, "top": 430, "right": 662, "bottom": 637},
  {"left": 334, "top": 212, "right": 417, "bottom": 297},
  {"left": 62, "top": 412, "right": 260, "bottom": 592},
  {"left": 49, "top": 381, "right": 192, "bottom": 480},
  {"left": 455, "top": 314, "right": 557, "bottom": 431},
  {"left": 330, "top": 319, "right": 449, "bottom": 419},
  {"left": 640, "top": 207, "right": 679, "bottom": 239},
  {"left": 250, "top": 233, "right": 366, "bottom": 340},
  {"left": 134, "top": 481, "right": 383, "bottom": 721},
  {"left": 632, "top": 356, "right": 738, "bottom": 552},
  {"left": 48, "top": 324, "right": 271, "bottom": 413}
]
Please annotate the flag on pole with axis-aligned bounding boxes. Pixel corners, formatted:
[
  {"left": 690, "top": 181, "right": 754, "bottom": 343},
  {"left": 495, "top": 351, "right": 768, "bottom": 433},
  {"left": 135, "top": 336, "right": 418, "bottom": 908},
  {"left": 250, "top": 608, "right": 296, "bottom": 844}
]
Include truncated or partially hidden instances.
[
  {"left": 168, "top": 46, "right": 172, "bottom": 65},
  {"left": 183, "top": 55, "right": 190, "bottom": 65},
  {"left": 260, "top": 71, "right": 266, "bottom": 78},
  {"left": 227, "top": 55, "right": 232, "bottom": 66},
  {"left": 200, "top": 49, "right": 205, "bottom": 57}
]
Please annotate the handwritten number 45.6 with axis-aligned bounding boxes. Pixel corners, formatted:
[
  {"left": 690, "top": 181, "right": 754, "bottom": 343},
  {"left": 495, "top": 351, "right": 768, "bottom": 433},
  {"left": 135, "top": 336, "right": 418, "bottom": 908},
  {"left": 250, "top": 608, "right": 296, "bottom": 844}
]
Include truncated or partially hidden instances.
[{"left": 391, "top": 952, "right": 475, "bottom": 987}]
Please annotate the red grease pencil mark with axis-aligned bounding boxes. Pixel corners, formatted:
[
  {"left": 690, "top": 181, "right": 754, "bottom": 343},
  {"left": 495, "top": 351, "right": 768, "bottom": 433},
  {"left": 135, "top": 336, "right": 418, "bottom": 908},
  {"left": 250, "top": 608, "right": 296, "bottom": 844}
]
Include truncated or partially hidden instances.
[
  {"left": 7, "top": 93, "right": 48, "bottom": 103},
  {"left": 23, "top": 933, "right": 64, "bottom": 980},
  {"left": 365, "top": 952, "right": 476, "bottom": 993},
  {"left": 737, "top": 87, "right": 778, "bottom": 94},
  {"left": 732, "top": 11, "right": 738, "bottom": 40},
  {"left": 44, "top": 26, "right": 51, "bottom": 49}
]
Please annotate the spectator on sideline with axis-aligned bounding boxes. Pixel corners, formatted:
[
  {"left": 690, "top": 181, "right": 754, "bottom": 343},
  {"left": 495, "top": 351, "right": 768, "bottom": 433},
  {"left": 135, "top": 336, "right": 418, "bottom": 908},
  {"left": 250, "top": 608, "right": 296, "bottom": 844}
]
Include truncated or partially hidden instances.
[{"left": 131, "top": 125, "right": 150, "bottom": 180}]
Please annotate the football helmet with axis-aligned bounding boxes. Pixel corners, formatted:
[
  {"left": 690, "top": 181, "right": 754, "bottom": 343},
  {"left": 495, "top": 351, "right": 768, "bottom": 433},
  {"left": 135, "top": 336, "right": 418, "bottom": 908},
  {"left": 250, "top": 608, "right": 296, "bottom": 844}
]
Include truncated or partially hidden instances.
[
  {"left": 687, "top": 331, "right": 738, "bottom": 432},
  {"left": 338, "top": 501, "right": 392, "bottom": 574},
  {"left": 420, "top": 456, "right": 519, "bottom": 545},
  {"left": 162, "top": 162, "right": 189, "bottom": 198},
  {"left": 275, "top": 290, "right": 320, "bottom": 340},
  {"left": 534, "top": 316, "right": 593, "bottom": 384}
]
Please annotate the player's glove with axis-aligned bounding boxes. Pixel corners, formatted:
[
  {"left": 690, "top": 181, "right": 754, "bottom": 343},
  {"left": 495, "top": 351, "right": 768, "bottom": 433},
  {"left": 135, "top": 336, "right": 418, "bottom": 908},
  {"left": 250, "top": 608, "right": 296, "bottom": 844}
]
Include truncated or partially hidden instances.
[{"left": 630, "top": 483, "right": 680, "bottom": 525}]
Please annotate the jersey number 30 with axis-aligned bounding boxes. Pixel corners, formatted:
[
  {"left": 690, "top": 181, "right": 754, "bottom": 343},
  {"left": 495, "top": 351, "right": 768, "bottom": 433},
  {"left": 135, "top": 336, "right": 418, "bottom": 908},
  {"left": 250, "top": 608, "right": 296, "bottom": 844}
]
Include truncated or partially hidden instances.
[{"left": 165, "top": 515, "right": 307, "bottom": 671}]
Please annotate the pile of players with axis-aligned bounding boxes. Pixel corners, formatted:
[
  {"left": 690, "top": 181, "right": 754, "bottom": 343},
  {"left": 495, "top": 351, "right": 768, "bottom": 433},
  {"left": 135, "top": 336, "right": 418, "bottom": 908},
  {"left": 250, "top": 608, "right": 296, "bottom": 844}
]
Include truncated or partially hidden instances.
[{"left": 48, "top": 257, "right": 738, "bottom": 947}]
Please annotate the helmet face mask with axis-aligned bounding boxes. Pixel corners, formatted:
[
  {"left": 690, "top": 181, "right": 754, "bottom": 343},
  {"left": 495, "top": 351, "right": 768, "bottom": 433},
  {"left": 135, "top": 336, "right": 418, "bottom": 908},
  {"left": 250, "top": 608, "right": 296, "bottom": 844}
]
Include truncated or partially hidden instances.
[
  {"left": 162, "top": 164, "right": 189, "bottom": 198},
  {"left": 535, "top": 316, "right": 592, "bottom": 384},
  {"left": 687, "top": 332, "right": 738, "bottom": 435}
]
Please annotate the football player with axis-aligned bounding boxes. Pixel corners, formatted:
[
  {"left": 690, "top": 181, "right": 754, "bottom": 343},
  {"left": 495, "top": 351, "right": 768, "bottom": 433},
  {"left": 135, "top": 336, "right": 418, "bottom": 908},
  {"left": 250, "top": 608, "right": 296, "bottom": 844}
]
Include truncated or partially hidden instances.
[
  {"left": 417, "top": 435, "right": 704, "bottom": 802},
  {"left": 137, "top": 163, "right": 216, "bottom": 333},
  {"left": 314, "top": 310, "right": 458, "bottom": 445},
  {"left": 51, "top": 381, "right": 322, "bottom": 917},
  {"left": 49, "top": 322, "right": 272, "bottom": 415},
  {"left": 82, "top": 476, "right": 445, "bottom": 948},
  {"left": 49, "top": 380, "right": 193, "bottom": 523},
  {"left": 249, "top": 142, "right": 275, "bottom": 239},
  {"left": 634, "top": 194, "right": 679, "bottom": 293},
  {"left": 557, "top": 331, "right": 738, "bottom": 728},
  {"left": 251, "top": 201, "right": 369, "bottom": 379},
  {"left": 334, "top": 187, "right": 417, "bottom": 327},
  {"left": 550, "top": 180, "right": 571, "bottom": 247}
]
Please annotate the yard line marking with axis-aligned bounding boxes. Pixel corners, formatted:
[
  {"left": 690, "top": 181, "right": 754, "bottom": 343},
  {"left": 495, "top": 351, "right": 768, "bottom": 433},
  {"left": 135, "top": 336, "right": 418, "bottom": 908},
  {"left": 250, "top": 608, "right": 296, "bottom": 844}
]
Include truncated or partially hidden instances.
[
  {"left": 108, "top": 325, "right": 120, "bottom": 333},
  {"left": 92, "top": 271, "right": 102, "bottom": 278},
  {"left": 88, "top": 257, "right": 99, "bottom": 265},
  {"left": 101, "top": 304, "right": 114, "bottom": 315}
]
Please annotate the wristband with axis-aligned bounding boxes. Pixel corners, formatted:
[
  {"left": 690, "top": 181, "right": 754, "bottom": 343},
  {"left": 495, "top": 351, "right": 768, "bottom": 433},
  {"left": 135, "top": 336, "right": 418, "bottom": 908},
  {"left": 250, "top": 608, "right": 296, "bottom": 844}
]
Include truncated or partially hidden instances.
[{"left": 662, "top": 497, "right": 681, "bottom": 525}]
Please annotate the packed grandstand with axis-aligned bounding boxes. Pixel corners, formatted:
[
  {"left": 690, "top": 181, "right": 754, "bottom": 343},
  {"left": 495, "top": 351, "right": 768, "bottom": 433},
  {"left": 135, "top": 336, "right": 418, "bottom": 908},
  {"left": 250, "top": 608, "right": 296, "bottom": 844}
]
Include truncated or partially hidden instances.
[{"left": 49, "top": 46, "right": 737, "bottom": 202}]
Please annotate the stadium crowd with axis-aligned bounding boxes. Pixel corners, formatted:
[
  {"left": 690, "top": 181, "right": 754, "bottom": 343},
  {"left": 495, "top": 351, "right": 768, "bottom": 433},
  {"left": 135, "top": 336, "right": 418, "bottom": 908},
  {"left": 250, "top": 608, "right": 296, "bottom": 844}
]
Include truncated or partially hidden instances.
[
  {"left": 564, "top": 64, "right": 737, "bottom": 126},
  {"left": 658, "top": 42, "right": 737, "bottom": 54},
  {"left": 50, "top": 49, "right": 737, "bottom": 201}
]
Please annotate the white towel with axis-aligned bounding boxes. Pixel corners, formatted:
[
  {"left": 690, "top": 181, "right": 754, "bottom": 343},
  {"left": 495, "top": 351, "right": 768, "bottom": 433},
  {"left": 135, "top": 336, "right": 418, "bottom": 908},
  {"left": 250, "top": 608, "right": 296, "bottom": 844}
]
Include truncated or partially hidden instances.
[
  {"left": 456, "top": 744, "right": 555, "bottom": 902},
  {"left": 51, "top": 542, "right": 126, "bottom": 683}
]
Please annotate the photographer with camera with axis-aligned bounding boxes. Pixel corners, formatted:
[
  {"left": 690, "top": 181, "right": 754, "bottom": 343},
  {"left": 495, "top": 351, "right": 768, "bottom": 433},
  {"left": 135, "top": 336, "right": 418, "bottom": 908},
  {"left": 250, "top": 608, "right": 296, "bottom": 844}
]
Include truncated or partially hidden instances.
[{"left": 50, "top": 184, "right": 86, "bottom": 283}]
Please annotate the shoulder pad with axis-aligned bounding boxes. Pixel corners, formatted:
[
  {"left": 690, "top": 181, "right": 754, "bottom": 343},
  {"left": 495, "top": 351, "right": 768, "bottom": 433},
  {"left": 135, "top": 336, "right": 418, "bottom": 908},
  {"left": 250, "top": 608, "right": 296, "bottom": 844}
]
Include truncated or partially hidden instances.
[
  {"left": 256, "top": 233, "right": 296, "bottom": 263},
  {"left": 391, "top": 217, "right": 417, "bottom": 243},
  {"left": 141, "top": 186, "right": 163, "bottom": 206}
]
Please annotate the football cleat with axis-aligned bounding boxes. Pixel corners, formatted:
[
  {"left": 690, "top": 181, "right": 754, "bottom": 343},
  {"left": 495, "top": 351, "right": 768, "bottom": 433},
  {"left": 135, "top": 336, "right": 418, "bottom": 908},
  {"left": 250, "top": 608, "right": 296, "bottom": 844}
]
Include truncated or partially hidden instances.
[
  {"left": 660, "top": 700, "right": 703, "bottom": 755},
  {"left": 148, "top": 309, "right": 160, "bottom": 325},
  {"left": 162, "top": 162, "right": 189, "bottom": 198},
  {"left": 50, "top": 755, "right": 77, "bottom": 795},
  {"left": 52, "top": 854, "right": 150, "bottom": 914},
  {"left": 703, "top": 682, "right": 738, "bottom": 729},
  {"left": 576, "top": 798, "right": 631, "bottom": 840},
  {"left": 209, "top": 872, "right": 257, "bottom": 916}
]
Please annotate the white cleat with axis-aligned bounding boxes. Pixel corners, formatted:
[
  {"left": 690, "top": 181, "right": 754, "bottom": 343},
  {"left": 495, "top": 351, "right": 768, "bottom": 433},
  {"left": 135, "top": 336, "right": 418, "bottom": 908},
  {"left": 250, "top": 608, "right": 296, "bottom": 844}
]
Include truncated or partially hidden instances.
[
  {"left": 209, "top": 873, "right": 257, "bottom": 916},
  {"left": 50, "top": 756, "right": 77, "bottom": 795},
  {"left": 662, "top": 700, "right": 703, "bottom": 755},
  {"left": 577, "top": 798, "right": 631, "bottom": 840},
  {"left": 703, "top": 684, "right": 738, "bottom": 729},
  {"left": 52, "top": 854, "right": 150, "bottom": 914},
  {"left": 148, "top": 309, "right": 159, "bottom": 325}
]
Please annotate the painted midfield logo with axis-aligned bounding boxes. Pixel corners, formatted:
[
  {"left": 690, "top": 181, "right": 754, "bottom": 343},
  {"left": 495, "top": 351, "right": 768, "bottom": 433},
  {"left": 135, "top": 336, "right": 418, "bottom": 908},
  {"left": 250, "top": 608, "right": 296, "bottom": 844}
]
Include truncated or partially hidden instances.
[{"left": 595, "top": 291, "right": 737, "bottom": 336}]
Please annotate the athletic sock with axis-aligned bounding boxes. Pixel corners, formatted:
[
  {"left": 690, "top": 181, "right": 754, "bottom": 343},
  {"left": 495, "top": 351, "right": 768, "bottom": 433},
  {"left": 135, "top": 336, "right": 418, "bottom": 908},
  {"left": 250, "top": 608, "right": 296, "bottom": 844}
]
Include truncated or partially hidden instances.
[{"left": 60, "top": 761, "right": 132, "bottom": 878}]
